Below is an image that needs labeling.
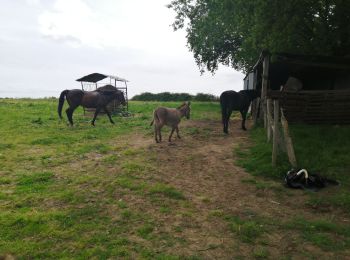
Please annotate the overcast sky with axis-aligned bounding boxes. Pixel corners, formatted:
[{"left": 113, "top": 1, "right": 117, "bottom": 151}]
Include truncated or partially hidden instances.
[{"left": 0, "top": 0, "right": 244, "bottom": 98}]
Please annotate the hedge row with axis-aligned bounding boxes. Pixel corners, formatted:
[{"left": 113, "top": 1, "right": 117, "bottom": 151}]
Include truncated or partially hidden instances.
[{"left": 131, "top": 92, "right": 218, "bottom": 102}]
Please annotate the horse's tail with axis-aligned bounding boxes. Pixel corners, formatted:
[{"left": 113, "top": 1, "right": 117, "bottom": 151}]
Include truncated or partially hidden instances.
[
  {"left": 150, "top": 119, "right": 154, "bottom": 126},
  {"left": 58, "top": 90, "right": 69, "bottom": 119}
]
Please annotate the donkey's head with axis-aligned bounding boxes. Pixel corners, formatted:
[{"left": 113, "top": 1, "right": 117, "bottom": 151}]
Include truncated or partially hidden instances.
[{"left": 178, "top": 101, "right": 191, "bottom": 119}]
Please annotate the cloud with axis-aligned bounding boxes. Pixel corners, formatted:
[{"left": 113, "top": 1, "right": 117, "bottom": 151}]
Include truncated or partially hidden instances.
[
  {"left": 37, "top": 0, "right": 187, "bottom": 54},
  {"left": 38, "top": 0, "right": 105, "bottom": 48},
  {"left": 0, "top": 0, "right": 245, "bottom": 98},
  {"left": 25, "top": 0, "right": 40, "bottom": 6}
]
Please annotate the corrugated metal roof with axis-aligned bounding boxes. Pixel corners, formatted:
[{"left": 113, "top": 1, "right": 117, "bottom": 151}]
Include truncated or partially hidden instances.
[{"left": 76, "top": 73, "right": 128, "bottom": 83}]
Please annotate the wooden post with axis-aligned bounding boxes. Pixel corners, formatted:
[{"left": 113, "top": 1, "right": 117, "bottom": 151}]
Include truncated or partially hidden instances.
[
  {"left": 261, "top": 53, "right": 270, "bottom": 129},
  {"left": 280, "top": 109, "right": 297, "bottom": 168},
  {"left": 266, "top": 99, "right": 273, "bottom": 142},
  {"left": 272, "top": 100, "right": 279, "bottom": 166},
  {"left": 81, "top": 82, "right": 86, "bottom": 115},
  {"left": 253, "top": 98, "right": 260, "bottom": 126}
]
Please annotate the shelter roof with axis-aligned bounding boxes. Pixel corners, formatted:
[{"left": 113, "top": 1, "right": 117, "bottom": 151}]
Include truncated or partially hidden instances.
[
  {"left": 76, "top": 73, "right": 128, "bottom": 83},
  {"left": 247, "top": 51, "right": 350, "bottom": 74},
  {"left": 272, "top": 52, "right": 350, "bottom": 70}
]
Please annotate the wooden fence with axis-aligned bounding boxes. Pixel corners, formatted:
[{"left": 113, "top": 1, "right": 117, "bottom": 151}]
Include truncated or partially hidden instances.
[
  {"left": 266, "top": 99, "right": 297, "bottom": 167},
  {"left": 267, "top": 90, "right": 350, "bottom": 124}
]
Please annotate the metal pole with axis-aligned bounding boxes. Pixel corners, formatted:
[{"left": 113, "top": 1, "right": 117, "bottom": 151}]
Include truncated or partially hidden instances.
[{"left": 125, "top": 81, "right": 128, "bottom": 111}]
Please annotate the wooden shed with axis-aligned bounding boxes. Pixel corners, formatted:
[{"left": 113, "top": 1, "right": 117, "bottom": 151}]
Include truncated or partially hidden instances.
[{"left": 245, "top": 51, "right": 350, "bottom": 124}]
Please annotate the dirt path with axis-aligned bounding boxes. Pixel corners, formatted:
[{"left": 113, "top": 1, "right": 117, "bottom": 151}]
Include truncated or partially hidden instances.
[{"left": 123, "top": 119, "right": 349, "bottom": 259}]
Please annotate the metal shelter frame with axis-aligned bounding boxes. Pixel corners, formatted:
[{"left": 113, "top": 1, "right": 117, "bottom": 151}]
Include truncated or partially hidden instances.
[{"left": 76, "top": 73, "right": 129, "bottom": 111}]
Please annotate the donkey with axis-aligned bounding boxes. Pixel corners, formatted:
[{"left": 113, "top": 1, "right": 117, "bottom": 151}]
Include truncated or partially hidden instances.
[{"left": 150, "top": 102, "right": 191, "bottom": 143}]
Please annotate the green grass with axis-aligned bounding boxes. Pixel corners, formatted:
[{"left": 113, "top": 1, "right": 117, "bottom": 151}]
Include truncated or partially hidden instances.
[
  {"left": 2, "top": 98, "right": 350, "bottom": 258},
  {"left": 236, "top": 123, "right": 350, "bottom": 212},
  {"left": 0, "top": 98, "right": 216, "bottom": 259},
  {"left": 233, "top": 122, "right": 350, "bottom": 257},
  {"left": 149, "top": 183, "right": 186, "bottom": 200},
  {"left": 286, "top": 217, "right": 350, "bottom": 251}
]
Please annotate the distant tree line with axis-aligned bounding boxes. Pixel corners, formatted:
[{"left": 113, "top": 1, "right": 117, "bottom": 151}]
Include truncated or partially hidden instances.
[{"left": 131, "top": 92, "right": 218, "bottom": 102}]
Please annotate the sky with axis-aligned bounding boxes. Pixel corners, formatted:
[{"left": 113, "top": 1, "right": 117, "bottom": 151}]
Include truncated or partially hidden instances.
[{"left": 0, "top": 0, "right": 244, "bottom": 98}]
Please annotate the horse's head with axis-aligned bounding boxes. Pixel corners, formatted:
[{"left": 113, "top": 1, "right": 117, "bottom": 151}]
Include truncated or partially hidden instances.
[
  {"left": 115, "top": 90, "right": 126, "bottom": 106},
  {"left": 249, "top": 89, "right": 261, "bottom": 100}
]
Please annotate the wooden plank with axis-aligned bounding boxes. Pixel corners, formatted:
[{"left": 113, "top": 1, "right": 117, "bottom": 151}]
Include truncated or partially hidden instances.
[
  {"left": 262, "top": 54, "right": 270, "bottom": 128},
  {"left": 266, "top": 99, "right": 273, "bottom": 142},
  {"left": 272, "top": 100, "right": 279, "bottom": 167},
  {"left": 280, "top": 109, "right": 297, "bottom": 167}
]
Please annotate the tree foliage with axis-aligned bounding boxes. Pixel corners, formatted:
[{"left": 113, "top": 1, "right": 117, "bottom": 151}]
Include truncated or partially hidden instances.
[{"left": 168, "top": 0, "right": 350, "bottom": 73}]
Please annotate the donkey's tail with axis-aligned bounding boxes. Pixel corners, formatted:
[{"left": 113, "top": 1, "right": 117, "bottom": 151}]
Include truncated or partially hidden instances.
[
  {"left": 150, "top": 110, "right": 160, "bottom": 126},
  {"left": 58, "top": 90, "right": 69, "bottom": 119}
]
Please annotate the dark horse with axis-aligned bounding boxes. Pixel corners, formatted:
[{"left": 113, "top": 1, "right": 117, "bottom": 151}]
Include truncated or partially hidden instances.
[
  {"left": 58, "top": 85, "right": 126, "bottom": 126},
  {"left": 220, "top": 89, "right": 260, "bottom": 133}
]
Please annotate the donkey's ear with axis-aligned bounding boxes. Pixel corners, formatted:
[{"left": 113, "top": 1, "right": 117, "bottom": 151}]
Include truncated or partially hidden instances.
[{"left": 187, "top": 101, "right": 191, "bottom": 106}]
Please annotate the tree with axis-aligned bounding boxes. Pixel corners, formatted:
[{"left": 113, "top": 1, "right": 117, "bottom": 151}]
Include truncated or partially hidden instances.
[{"left": 168, "top": 0, "right": 350, "bottom": 73}]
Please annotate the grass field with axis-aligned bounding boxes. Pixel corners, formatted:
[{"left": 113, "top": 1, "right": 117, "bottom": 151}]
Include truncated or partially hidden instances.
[
  {"left": 0, "top": 99, "right": 219, "bottom": 259},
  {"left": 1, "top": 98, "right": 350, "bottom": 259},
  {"left": 237, "top": 122, "right": 350, "bottom": 212}
]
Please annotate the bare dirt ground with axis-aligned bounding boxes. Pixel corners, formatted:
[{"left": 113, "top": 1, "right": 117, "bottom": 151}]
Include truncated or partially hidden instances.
[{"left": 117, "top": 118, "right": 349, "bottom": 259}]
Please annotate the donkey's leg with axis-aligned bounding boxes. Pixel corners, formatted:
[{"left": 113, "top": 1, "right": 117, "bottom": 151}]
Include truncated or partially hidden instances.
[
  {"left": 158, "top": 126, "right": 162, "bottom": 142},
  {"left": 104, "top": 107, "right": 115, "bottom": 124},
  {"left": 176, "top": 126, "right": 181, "bottom": 139},
  {"left": 154, "top": 125, "right": 159, "bottom": 143},
  {"left": 169, "top": 127, "right": 175, "bottom": 142},
  {"left": 91, "top": 107, "right": 101, "bottom": 126},
  {"left": 240, "top": 109, "right": 248, "bottom": 130}
]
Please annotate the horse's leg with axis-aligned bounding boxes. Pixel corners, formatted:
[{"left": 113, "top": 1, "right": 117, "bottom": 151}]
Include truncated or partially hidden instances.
[
  {"left": 91, "top": 107, "right": 101, "bottom": 126},
  {"left": 169, "top": 127, "right": 175, "bottom": 142},
  {"left": 176, "top": 126, "right": 181, "bottom": 139},
  {"left": 240, "top": 109, "right": 248, "bottom": 130},
  {"left": 222, "top": 107, "right": 228, "bottom": 134},
  {"left": 223, "top": 113, "right": 228, "bottom": 134},
  {"left": 224, "top": 109, "right": 232, "bottom": 133},
  {"left": 104, "top": 107, "right": 115, "bottom": 124},
  {"left": 66, "top": 107, "right": 75, "bottom": 126}
]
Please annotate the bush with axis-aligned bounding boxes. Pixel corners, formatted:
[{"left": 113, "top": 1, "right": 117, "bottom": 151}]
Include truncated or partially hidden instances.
[{"left": 132, "top": 92, "right": 218, "bottom": 102}]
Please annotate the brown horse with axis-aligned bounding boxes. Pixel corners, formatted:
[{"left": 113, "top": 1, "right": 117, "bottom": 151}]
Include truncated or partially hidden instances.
[{"left": 58, "top": 85, "right": 126, "bottom": 126}]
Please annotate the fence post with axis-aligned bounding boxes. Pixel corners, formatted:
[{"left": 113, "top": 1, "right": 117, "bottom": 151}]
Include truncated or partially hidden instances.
[
  {"left": 272, "top": 100, "right": 279, "bottom": 166},
  {"left": 261, "top": 53, "right": 270, "bottom": 129},
  {"left": 280, "top": 109, "right": 297, "bottom": 168},
  {"left": 266, "top": 99, "right": 273, "bottom": 142}
]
